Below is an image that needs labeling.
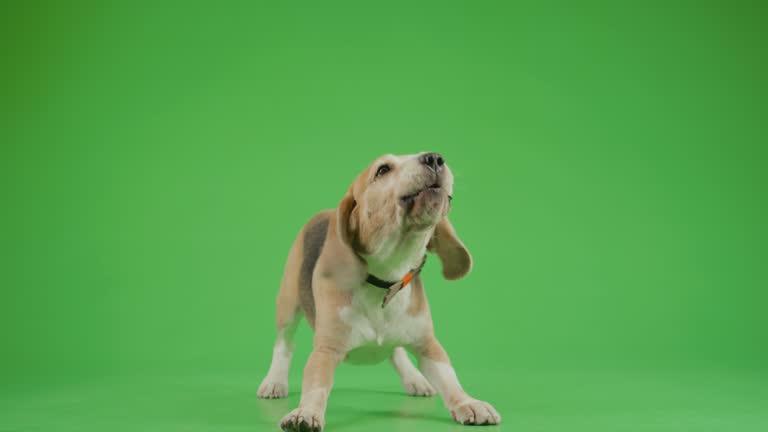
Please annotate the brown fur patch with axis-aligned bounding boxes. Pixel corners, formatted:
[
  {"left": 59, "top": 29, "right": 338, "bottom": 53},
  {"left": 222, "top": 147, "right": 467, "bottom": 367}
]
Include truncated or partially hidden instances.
[
  {"left": 407, "top": 275, "right": 429, "bottom": 317},
  {"left": 299, "top": 212, "right": 331, "bottom": 327}
]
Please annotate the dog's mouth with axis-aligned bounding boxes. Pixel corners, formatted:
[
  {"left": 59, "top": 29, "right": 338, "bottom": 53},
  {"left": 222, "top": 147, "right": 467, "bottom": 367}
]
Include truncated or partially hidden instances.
[{"left": 399, "top": 182, "right": 443, "bottom": 207}]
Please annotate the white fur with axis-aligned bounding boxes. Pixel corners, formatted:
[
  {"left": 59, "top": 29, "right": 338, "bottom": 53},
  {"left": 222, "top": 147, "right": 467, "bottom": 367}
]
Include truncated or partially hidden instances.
[
  {"left": 258, "top": 330, "right": 294, "bottom": 398},
  {"left": 419, "top": 357, "right": 501, "bottom": 424},
  {"left": 419, "top": 357, "right": 468, "bottom": 405},
  {"left": 340, "top": 281, "right": 429, "bottom": 364},
  {"left": 390, "top": 347, "right": 435, "bottom": 396}
]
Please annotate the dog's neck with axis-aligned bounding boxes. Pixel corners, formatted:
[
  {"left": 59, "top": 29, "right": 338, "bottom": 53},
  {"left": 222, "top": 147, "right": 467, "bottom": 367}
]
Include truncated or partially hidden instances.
[{"left": 364, "top": 227, "right": 434, "bottom": 282}]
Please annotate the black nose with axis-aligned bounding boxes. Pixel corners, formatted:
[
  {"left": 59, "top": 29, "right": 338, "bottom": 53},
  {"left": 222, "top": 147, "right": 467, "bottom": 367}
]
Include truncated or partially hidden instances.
[{"left": 419, "top": 152, "right": 444, "bottom": 172}]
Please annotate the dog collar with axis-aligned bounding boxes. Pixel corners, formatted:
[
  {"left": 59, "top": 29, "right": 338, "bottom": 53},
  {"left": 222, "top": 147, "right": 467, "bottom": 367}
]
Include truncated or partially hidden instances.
[{"left": 366, "top": 255, "right": 427, "bottom": 308}]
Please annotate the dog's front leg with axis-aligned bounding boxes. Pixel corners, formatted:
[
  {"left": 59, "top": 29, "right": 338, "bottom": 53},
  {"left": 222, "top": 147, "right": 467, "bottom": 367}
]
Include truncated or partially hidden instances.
[
  {"left": 279, "top": 346, "right": 343, "bottom": 432},
  {"left": 414, "top": 336, "right": 501, "bottom": 425}
]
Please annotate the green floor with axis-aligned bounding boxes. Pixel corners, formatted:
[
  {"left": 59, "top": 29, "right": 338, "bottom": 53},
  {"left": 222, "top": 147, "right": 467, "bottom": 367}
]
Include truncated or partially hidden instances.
[{"left": 2, "top": 367, "right": 766, "bottom": 432}]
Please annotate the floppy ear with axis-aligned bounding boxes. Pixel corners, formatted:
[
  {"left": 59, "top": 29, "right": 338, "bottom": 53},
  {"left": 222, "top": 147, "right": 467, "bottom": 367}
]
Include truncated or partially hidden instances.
[
  {"left": 336, "top": 189, "right": 359, "bottom": 249},
  {"left": 428, "top": 217, "right": 472, "bottom": 280}
]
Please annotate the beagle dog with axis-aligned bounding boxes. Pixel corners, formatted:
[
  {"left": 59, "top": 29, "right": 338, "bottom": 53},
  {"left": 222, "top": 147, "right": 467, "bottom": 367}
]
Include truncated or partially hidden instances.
[{"left": 258, "top": 152, "right": 501, "bottom": 431}]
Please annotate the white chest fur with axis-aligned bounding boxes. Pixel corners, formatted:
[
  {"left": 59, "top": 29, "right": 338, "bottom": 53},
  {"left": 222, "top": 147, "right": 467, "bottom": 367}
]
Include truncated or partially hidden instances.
[{"left": 339, "top": 282, "right": 428, "bottom": 364}]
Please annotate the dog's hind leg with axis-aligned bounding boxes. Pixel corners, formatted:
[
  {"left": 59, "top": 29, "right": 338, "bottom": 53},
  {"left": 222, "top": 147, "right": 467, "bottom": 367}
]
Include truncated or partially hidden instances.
[
  {"left": 258, "top": 240, "right": 303, "bottom": 399},
  {"left": 257, "top": 308, "right": 301, "bottom": 399},
  {"left": 390, "top": 346, "right": 435, "bottom": 397}
]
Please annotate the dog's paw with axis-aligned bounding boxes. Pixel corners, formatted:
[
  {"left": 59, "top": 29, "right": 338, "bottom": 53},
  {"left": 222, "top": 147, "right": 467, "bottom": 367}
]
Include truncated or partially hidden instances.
[
  {"left": 280, "top": 408, "right": 324, "bottom": 432},
  {"left": 257, "top": 379, "right": 288, "bottom": 399},
  {"left": 450, "top": 399, "right": 501, "bottom": 426},
  {"left": 402, "top": 375, "right": 436, "bottom": 397}
]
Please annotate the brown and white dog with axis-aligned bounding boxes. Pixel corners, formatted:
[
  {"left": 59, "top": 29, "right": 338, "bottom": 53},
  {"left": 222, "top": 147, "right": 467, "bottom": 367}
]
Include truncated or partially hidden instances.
[{"left": 258, "top": 152, "right": 501, "bottom": 431}]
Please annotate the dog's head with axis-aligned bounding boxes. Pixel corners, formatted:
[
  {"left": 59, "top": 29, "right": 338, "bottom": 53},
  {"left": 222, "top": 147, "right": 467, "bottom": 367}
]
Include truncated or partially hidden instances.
[{"left": 337, "top": 152, "right": 471, "bottom": 280}]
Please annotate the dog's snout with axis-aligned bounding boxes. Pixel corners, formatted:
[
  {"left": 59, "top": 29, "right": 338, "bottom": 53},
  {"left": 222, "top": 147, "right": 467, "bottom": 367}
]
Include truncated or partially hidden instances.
[{"left": 419, "top": 152, "right": 444, "bottom": 173}]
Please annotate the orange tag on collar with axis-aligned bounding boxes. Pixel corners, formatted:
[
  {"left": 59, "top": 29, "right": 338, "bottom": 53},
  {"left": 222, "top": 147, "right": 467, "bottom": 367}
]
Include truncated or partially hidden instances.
[
  {"left": 401, "top": 271, "right": 414, "bottom": 286},
  {"left": 379, "top": 255, "right": 428, "bottom": 308}
]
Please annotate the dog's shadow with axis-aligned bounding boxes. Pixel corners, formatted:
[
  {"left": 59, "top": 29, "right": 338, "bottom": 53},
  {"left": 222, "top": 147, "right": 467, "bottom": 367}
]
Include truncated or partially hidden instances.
[
  {"left": 328, "top": 406, "right": 452, "bottom": 429},
  {"left": 256, "top": 387, "right": 453, "bottom": 430},
  {"left": 330, "top": 387, "right": 404, "bottom": 397}
]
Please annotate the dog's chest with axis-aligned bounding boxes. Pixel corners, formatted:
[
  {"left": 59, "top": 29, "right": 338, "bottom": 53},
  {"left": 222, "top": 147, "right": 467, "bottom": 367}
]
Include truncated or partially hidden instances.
[{"left": 339, "top": 284, "right": 427, "bottom": 364}]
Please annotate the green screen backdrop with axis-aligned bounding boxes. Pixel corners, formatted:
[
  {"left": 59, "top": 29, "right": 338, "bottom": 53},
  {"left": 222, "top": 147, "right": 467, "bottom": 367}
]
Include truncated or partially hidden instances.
[{"left": 1, "top": 1, "right": 766, "bottom": 431}]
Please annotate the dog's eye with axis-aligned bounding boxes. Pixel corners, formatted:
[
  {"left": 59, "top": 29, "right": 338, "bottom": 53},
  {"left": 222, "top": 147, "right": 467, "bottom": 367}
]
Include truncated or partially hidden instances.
[{"left": 375, "top": 164, "right": 391, "bottom": 177}]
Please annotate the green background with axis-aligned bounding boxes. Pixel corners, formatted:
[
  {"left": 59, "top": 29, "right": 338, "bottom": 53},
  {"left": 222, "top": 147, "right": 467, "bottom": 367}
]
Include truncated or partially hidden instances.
[{"left": 2, "top": 1, "right": 766, "bottom": 431}]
